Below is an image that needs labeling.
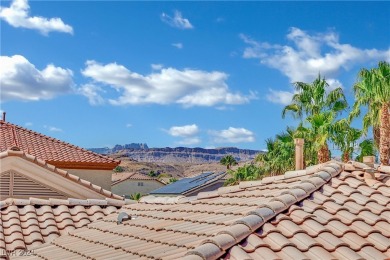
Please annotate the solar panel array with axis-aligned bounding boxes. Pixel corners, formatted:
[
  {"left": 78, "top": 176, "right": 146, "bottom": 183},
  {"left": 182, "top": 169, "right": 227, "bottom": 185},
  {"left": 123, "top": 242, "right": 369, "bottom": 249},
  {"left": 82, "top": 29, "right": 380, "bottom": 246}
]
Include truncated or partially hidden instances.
[{"left": 150, "top": 171, "right": 226, "bottom": 195}]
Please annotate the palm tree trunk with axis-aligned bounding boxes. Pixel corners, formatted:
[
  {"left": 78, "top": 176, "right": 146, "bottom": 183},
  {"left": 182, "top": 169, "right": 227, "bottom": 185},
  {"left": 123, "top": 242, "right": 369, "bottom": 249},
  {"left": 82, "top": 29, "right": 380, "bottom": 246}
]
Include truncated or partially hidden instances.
[
  {"left": 379, "top": 103, "right": 390, "bottom": 165},
  {"left": 318, "top": 143, "right": 330, "bottom": 163},
  {"left": 342, "top": 151, "right": 350, "bottom": 163},
  {"left": 373, "top": 126, "right": 381, "bottom": 149}
]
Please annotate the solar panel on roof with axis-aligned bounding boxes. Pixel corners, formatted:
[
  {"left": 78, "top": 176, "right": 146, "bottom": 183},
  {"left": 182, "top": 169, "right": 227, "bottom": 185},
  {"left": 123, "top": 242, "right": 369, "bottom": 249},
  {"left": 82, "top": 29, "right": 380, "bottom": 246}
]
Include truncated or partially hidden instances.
[{"left": 150, "top": 171, "right": 225, "bottom": 195}]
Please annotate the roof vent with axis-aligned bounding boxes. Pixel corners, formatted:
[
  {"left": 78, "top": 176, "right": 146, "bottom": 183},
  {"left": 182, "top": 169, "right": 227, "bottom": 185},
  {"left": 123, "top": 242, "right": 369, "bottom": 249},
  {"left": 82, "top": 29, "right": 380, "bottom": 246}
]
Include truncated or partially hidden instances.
[
  {"left": 2, "top": 111, "right": 5, "bottom": 122},
  {"left": 117, "top": 212, "right": 137, "bottom": 224}
]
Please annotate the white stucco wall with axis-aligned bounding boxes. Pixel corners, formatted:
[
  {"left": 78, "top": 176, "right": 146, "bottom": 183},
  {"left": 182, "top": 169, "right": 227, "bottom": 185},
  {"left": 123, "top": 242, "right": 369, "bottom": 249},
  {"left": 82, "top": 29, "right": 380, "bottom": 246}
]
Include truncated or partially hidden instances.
[
  {"left": 65, "top": 169, "right": 113, "bottom": 191},
  {"left": 112, "top": 180, "right": 165, "bottom": 196}
]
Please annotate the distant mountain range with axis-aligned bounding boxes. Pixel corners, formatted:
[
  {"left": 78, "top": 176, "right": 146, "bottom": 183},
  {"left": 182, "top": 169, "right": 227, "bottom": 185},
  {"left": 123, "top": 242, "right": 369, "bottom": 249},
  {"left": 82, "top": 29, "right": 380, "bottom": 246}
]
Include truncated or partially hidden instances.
[{"left": 88, "top": 143, "right": 262, "bottom": 163}]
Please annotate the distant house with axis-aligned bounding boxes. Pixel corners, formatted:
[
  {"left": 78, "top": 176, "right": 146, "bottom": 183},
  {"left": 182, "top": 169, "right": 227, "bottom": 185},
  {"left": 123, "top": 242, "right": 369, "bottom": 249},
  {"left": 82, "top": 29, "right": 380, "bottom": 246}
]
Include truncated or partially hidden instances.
[
  {"left": 0, "top": 118, "right": 120, "bottom": 191},
  {"left": 112, "top": 172, "right": 165, "bottom": 197},
  {"left": 150, "top": 171, "right": 226, "bottom": 196}
]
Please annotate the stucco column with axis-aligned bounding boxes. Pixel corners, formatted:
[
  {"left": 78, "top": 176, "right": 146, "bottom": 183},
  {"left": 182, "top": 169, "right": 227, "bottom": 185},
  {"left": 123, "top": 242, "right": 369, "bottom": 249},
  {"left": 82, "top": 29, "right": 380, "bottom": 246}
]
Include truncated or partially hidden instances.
[{"left": 294, "top": 138, "right": 304, "bottom": 170}]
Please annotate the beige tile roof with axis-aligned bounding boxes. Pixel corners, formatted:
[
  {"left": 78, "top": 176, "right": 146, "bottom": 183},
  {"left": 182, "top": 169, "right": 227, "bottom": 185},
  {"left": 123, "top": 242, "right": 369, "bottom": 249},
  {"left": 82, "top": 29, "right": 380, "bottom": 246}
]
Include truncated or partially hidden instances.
[
  {"left": 0, "top": 149, "right": 123, "bottom": 200},
  {"left": 6, "top": 161, "right": 390, "bottom": 260},
  {"left": 0, "top": 197, "right": 136, "bottom": 253},
  {"left": 0, "top": 120, "right": 119, "bottom": 169}
]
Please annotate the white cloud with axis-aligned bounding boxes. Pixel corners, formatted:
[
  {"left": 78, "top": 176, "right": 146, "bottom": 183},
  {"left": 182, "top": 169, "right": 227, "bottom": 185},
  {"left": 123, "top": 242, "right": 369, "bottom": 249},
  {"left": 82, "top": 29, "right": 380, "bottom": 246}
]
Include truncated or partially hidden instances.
[
  {"left": 210, "top": 127, "right": 255, "bottom": 143},
  {"left": 266, "top": 89, "right": 294, "bottom": 105},
  {"left": 241, "top": 27, "right": 390, "bottom": 105},
  {"left": 81, "top": 60, "right": 253, "bottom": 107},
  {"left": 167, "top": 124, "right": 201, "bottom": 146},
  {"left": 168, "top": 124, "right": 199, "bottom": 137},
  {"left": 151, "top": 64, "right": 163, "bottom": 70},
  {"left": 126, "top": 123, "right": 132, "bottom": 128},
  {"left": 172, "top": 43, "right": 183, "bottom": 49},
  {"left": 44, "top": 125, "right": 62, "bottom": 132},
  {"left": 161, "top": 10, "right": 193, "bottom": 29},
  {"left": 0, "top": 0, "right": 73, "bottom": 35},
  {"left": 78, "top": 84, "right": 105, "bottom": 105},
  {"left": 0, "top": 55, "right": 74, "bottom": 102},
  {"left": 241, "top": 28, "right": 390, "bottom": 83}
]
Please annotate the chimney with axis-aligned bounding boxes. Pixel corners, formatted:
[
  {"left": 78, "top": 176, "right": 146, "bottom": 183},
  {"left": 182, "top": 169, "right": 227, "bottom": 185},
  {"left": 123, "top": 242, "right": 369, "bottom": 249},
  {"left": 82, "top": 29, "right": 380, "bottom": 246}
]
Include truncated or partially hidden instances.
[
  {"left": 294, "top": 138, "right": 304, "bottom": 170},
  {"left": 2, "top": 112, "right": 5, "bottom": 122}
]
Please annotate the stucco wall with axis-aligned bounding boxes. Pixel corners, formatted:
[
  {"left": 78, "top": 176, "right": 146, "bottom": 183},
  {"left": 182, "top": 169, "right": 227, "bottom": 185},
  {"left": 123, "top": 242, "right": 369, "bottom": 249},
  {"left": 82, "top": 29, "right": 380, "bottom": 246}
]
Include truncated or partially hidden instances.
[
  {"left": 65, "top": 169, "right": 113, "bottom": 191},
  {"left": 112, "top": 180, "right": 165, "bottom": 196}
]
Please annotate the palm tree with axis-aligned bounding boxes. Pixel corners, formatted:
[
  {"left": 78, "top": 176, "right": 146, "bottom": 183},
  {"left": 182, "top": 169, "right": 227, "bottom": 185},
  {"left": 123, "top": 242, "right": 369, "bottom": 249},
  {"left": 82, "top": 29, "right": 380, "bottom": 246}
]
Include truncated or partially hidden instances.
[
  {"left": 351, "top": 61, "right": 390, "bottom": 165},
  {"left": 255, "top": 127, "right": 297, "bottom": 175},
  {"left": 224, "top": 164, "right": 263, "bottom": 186},
  {"left": 306, "top": 111, "right": 335, "bottom": 163},
  {"left": 220, "top": 155, "right": 238, "bottom": 170},
  {"left": 282, "top": 74, "right": 347, "bottom": 120},
  {"left": 355, "top": 139, "right": 375, "bottom": 162},
  {"left": 282, "top": 74, "right": 348, "bottom": 163},
  {"left": 129, "top": 192, "right": 142, "bottom": 201},
  {"left": 332, "top": 119, "right": 362, "bottom": 162}
]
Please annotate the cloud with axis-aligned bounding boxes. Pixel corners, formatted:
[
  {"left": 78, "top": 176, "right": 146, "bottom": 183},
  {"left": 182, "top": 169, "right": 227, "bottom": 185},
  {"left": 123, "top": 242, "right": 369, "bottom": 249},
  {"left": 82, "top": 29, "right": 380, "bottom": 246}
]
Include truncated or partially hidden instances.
[
  {"left": 44, "top": 125, "right": 62, "bottom": 132},
  {"left": 167, "top": 124, "right": 201, "bottom": 146},
  {"left": 241, "top": 28, "right": 390, "bottom": 83},
  {"left": 25, "top": 122, "right": 32, "bottom": 126},
  {"left": 78, "top": 84, "right": 105, "bottom": 105},
  {"left": 161, "top": 10, "right": 193, "bottom": 29},
  {"left": 210, "top": 127, "right": 255, "bottom": 143},
  {"left": 241, "top": 27, "right": 390, "bottom": 105},
  {"left": 168, "top": 124, "right": 199, "bottom": 137},
  {"left": 0, "top": 0, "right": 73, "bottom": 35},
  {"left": 151, "top": 64, "right": 163, "bottom": 70},
  {"left": 126, "top": 123, "right": 132, "bottom": 128},
  {"left": 172, "top": 43, "right": 183, "bottom": 49},
  {"left": 81, "top": 60, "right": 253, "bottom": 107},
  {"left": 0, "top": 55, "right": 74, "bottom": 102},
  {"left": 266, "top": 89, "right": 294, "bottom": 105}
]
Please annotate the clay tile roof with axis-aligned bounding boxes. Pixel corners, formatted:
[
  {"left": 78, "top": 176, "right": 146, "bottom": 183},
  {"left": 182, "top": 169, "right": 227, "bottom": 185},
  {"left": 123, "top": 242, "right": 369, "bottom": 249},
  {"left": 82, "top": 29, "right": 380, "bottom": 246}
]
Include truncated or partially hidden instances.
[
  {"left": 6, "top": 161, "right": 390, "bottom": 260},
  {"left": 0, "top": 150, "right": 124, "bottom": 200},
  {"left": 0, "top": 120, "right": 119, "bottom": 170},
  {"left": 112, "top": 172, "right": 165, "bottom": 186},
  {"left": 0, "top": 197, "right": 136, "bottom": 253}
]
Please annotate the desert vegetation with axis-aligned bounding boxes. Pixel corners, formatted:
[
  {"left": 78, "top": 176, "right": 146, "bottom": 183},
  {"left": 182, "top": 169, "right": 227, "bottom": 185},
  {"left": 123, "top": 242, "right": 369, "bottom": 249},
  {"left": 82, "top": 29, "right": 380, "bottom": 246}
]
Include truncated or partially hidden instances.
[{"left": 224, "top": 61, "right": 389, "bottom": 185}]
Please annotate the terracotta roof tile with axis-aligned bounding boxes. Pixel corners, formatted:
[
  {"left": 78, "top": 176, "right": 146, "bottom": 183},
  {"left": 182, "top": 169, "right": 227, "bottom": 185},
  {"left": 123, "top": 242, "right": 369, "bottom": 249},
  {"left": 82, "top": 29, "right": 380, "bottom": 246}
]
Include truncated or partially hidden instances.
[
  {"left": 0, "top": 121, "right": 119, "bottom": 169},
  {"left": 6, "top": 161, "right": 390, "bottom": 260},
  {"left": 1, "top": 150, "right": 124, "bottom": 200}
]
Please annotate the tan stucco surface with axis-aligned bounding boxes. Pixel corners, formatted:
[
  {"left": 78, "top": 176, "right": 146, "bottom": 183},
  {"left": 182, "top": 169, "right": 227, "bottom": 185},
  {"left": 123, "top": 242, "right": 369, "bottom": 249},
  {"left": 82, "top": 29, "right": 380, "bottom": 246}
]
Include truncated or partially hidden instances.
[{"left": 65, "top": 169, "right": 113, "bottom": 191}]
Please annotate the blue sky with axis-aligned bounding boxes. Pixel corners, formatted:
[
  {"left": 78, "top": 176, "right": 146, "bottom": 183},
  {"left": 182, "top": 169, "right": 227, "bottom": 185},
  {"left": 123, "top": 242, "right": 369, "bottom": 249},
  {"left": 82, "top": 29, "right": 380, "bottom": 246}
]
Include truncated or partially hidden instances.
[{"left": 1, "top": 1, "right": 389, "bottom": 150}]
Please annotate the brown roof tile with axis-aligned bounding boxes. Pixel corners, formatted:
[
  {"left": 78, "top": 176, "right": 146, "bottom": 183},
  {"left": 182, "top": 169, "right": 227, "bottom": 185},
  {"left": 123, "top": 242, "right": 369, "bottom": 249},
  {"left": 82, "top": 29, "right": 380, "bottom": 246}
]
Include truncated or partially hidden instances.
[
  {"left": 5, "top": 161, "right": 390, "bottom": 260},
  {"left": 0, "top": 120, "right": 119, "bottom": 169}
]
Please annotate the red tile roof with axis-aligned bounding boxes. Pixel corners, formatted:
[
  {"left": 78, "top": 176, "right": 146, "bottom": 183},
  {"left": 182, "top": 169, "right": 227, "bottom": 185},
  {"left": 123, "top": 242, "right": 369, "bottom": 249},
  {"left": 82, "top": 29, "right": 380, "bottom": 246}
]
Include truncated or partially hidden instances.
[
  {"left": 0, "top": 197, "right": 135, "bottom": 253},
  {"left": 6, "top": 161, "right": 390, "bottom": 259},
  {"left": 0, "top": 120, "right": 119, "bottom": 170},
  {"left": 1, "top": 149, "right": 124, "bottom": 200}
]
